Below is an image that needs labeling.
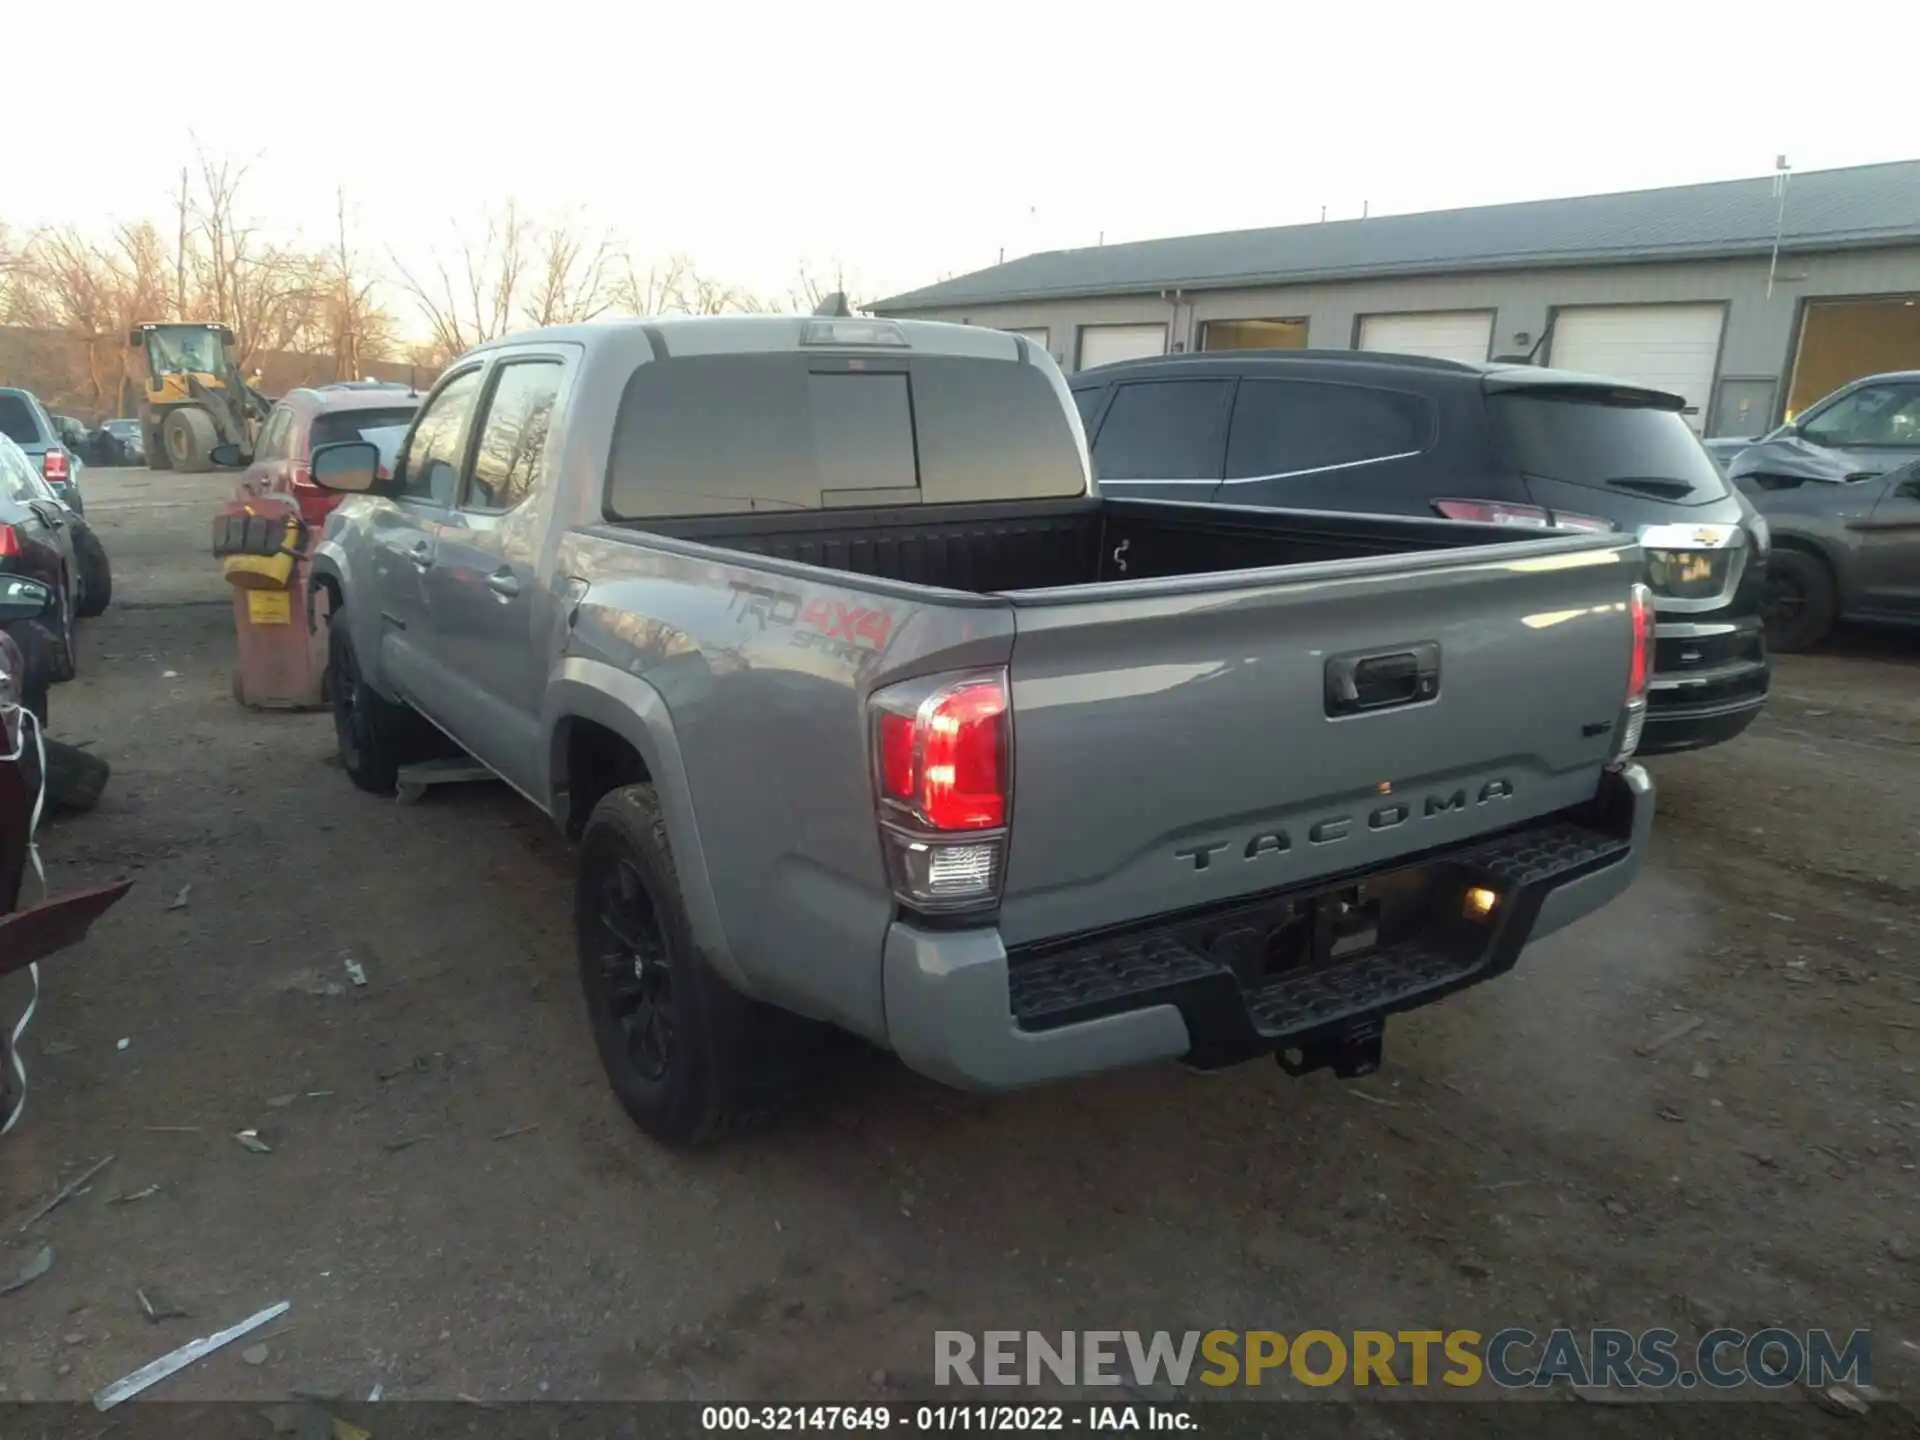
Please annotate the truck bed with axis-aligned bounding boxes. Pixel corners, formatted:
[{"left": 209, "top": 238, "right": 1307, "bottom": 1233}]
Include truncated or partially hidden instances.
[{"left": 629, "top": 495, "right": 1522, "bottom": 594}]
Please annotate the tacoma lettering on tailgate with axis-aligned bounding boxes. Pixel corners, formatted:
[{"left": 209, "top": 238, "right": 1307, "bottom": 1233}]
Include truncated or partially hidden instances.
[{"left": 1175, "top": 779, "right": 1514, "bottom": 871}]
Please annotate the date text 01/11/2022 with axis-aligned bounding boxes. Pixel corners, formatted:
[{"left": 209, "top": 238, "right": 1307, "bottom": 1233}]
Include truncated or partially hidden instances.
[{"left": 699, "top": 1405, "right": 1193, "bottom": 1432}]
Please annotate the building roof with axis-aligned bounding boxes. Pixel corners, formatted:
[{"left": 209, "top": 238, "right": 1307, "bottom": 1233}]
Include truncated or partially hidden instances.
[{"left": 875, "top": 160, "right": 1920, "bottom": 312}]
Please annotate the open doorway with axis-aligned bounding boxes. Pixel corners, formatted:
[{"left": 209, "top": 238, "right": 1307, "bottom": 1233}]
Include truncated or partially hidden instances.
[
  {"left": 1787, "top": 296, "right": 1920, "bottom": 418},
  {"left": 1200, "top": 318, "right": 1308, "bottom": 351}
]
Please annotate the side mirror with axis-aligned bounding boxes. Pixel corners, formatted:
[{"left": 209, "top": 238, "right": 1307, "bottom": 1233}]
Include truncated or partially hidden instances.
[
  {"left": 0, "top": 575, "right": 55, "bottom": 622},
  {"left": 127, "top": 329, "right": 143, "bottom": 349},
  {"left": 309, "top": 440, "right": 382, "bottom": 494},
  {"left": 209, "top": 443, "right": 243, "bottom": 467}
]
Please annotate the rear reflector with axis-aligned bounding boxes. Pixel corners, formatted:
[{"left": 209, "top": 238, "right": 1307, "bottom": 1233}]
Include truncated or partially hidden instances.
[{"left": 0, "top": 525, "right": 17, "bottom": 558}]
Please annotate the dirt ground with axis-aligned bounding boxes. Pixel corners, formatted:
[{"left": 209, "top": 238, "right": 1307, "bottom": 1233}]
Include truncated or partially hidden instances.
[{"left": 1, "top": 468, "right": 1915, "bottom": 1415}]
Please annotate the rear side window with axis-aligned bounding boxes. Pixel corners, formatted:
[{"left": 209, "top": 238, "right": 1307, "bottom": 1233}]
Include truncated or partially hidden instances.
[
  {"left": 1072, "top": 386, "right": 1105, "bottom": 429},
  {"left": 1225, "top": 380, "right": 1431, "bottom": 479},
  {"left": 0, "top": 394, "right": 42, "bottom": 445},
  {"left": 466, "top": 363, "right": 562, "bottom": 511},
  {"left": 1488, "top": 391, "right": 1728, "bottom": 501},
  {"left": 605, "top": 353, "right": 1085, "bottom": 519},
  {"left": 1090, "top": 380, "right": 1232, "bottom": 481}
]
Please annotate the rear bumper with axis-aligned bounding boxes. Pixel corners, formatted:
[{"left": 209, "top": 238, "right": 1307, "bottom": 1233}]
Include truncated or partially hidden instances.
[
  {"left": 883, "top": 765, "right": 1653, "bottom": 1091},
  {"left": 1640, "top": 692, "right": 1767, "bottom": 755}
]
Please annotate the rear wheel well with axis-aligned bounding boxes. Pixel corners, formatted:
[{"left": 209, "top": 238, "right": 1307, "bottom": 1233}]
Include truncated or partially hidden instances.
[
  {"left": 561, "top": 718, "right": 650, "bottom": 839},
  {"left": 310, "top": 573, "right": 342, "bottom": 632}
]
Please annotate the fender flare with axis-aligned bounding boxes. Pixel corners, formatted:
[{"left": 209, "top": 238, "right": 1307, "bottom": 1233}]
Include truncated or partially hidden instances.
[{"left": 544, "top": 658, "right": 746, "bottom": 993}]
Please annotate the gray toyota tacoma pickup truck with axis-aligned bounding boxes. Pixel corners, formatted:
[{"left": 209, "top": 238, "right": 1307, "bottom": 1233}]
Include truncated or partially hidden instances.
[{"left": 305, "top": 315, "right": 1656, "bottom": 1145}]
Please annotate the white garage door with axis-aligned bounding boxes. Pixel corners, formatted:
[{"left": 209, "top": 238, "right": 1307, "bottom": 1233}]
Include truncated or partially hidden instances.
[
  {"left": 1358, "top": 311, "right": 1493, "bottom": 365},
  {"left": 1549, "top": 305, "right": 1725, "bottom": 432},
  {"left": 1077, "top": 323, "right": 1166, "bottom": 372}
]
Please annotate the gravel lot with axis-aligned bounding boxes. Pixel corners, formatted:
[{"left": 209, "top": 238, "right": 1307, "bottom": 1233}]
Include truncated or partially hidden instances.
[{"left": 1, "top": 468, "right": 1915, "bottom": 1416}]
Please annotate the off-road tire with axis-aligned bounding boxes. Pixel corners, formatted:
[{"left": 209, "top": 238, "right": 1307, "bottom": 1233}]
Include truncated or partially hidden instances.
[
  {"left": 73, "top": 525, "right": 112, "bottom": 618},
  {"left": 327, "top": 611, "right": 411, "bottom": 794},
  {"left": 44, "top": 581, "right": 76, "bottom": 684},
  {"left": 1762, "top": 549, "right": 1836, "bottom": 653},
  {"left": 162, "top": 407, "right": 218, "bottom": 473},
  {"left": 576, "top": 784, "right": 818, "bottom": 1146}
]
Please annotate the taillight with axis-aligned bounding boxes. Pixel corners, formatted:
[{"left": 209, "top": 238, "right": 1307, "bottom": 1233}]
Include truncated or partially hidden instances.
[
  {"left": 0, "top": 525, "right": 18, "bottom": 558},
  {"left": 1434, "top": 498, "right": 1553, "bottom": 528},
  {"left": 1611, "top": 582, "right": 1655, "bottom": 767},
  {"left": 870, "top": 671, "right": 1011, "bottom": 912},
  {"left": 1435, "top": 499, "right": 1616, "bottom": 533},
  {"left": 41, "top": 450, "right": 68, "bottom": 483}
]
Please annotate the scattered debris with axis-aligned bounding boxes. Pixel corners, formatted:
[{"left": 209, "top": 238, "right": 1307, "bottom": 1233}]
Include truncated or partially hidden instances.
[
  {"left": 0, "top": 1245, "right": 55, "bottom": 1296},
  {"left": 492, "top": 1122, "right": 539, "bottom": 1141},
  {"left": 1479, "top": 1179, "right": 1528, "bottom": 1192},
  {"left": 111, "top": 1185, "right": 162, "bottom": 1205},
  {"left": 167, "top": 885, "right": 191, "bottom": 911},
  {"left": 383, "top": 1135, "right": 431, "bottom": 1153},
  {"left": 367, "top": 1382, "right": 384, "bottom": 1402},
  {"left": 377, "top": 1056, "right": 435, "bottom": 1082},
  {"left": 161, "top": 670, "right": 180, "bottom": 679},
  {"left": 1347, "top": 1089, "right": 1401, "bottom": 1107},
  {"left": 18, "top": 1153, "right": 115, "bottom": 1232},
  {"left": 241, "top": 1344, "right": 270, "bottom": 1367},
  {"left": 1809, "top": 1383, "right": 1870, "bottom": 1417},
  {"left": 92, "top": 1299, "right": 290, "bottom": 1409},
  {"left": 64, "top": 1331, "right": 85, "bottom": 1346},
  {"left": 266, "top": 1094, "right": 300, "bottom": 1109},
  {"left": 233, "top": 1130, "right": 273, "bottom": 1155},
  {"left": 457, "top": 1393, "right": 501, "bottom": 1410},
  {"left": 1886, "top": 1237, "right": 1914, "bottom": 1264},
  {"left": 1656, "top": 1105, "right": 1685, "bottom": 1124},
  {"left": 1456, "top": 1261, "right": 1492, "bottom": 1280},
  {"left": 137, "top": 1286, "right": 188, "bottom": 1322},
  {"left": 116, "top": 1038, "right": 130, "bottom": 1051},
  {"left": 1740, "top": 1149, "right": 1779, "bottom": 1169},
  {"left": 43, "top": 1039, "right": 76, "bottom": 1057},
  {"left": 1692, "top": 1061, "right": 1711, "bottom": 1080},
  {"left": 342, "top": 953, "right": 367, "bottom": 988},
  {"left": 1603, "top": 1199, "right": 1630, "bottom": 1219},
  {"left": 1635, "top": 1015, "right": 1704, "bottom": 1056}
]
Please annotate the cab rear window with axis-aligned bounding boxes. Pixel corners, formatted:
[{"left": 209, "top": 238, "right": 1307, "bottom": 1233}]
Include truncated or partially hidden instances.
[
  {"left": 604, "top": 353, "right": 1086, "bottom": 519},
  {"left": 1488, "top": 391, "right": 1729, "bottom": 502}
]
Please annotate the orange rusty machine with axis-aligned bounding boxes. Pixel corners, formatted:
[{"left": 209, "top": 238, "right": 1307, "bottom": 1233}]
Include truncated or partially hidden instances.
[{"left": 211, "top": 494, "right": 329, "bottom": 709}]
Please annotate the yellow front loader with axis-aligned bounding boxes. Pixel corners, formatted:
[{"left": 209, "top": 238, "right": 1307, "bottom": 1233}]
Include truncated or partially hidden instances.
[{"left": 127, "top": 322, "right": 273, "bottom": 472}]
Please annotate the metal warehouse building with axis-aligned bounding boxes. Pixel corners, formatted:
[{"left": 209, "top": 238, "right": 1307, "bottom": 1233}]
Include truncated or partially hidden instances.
[{"left": 873, "top": 160, "right": 1920, "bottom": 440}]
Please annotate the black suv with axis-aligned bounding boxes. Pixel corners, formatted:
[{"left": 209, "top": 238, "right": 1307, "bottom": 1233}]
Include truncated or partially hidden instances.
[{"left": 1069, "top": 350, "right": 1770, "bottom": 755}]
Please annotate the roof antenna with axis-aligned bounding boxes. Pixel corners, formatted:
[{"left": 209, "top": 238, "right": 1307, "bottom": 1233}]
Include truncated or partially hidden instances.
[
  {"left": 1767, "top": 155, "right": 1792, "bottom": 299},
  {"left": 813, "top": 292, "right": 852, "bottom": 318}
]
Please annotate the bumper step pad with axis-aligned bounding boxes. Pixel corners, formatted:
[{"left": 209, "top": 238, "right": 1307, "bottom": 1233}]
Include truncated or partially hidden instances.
[{"left": 1008, "top": 818, "right": 1629, "bottom": 1042}]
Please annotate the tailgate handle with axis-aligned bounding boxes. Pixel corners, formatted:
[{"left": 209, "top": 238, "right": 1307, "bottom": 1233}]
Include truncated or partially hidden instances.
[{"left": 1326, "top": 643, "right": 1440, "bottom": 717}]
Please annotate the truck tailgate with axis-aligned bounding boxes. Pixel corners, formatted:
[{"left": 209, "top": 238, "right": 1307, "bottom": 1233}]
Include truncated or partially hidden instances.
[{"left": 998, "top": 534, "right": 1641, "bottom": 947}]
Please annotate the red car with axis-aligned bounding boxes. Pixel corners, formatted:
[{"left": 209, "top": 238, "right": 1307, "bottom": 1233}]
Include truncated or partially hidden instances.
[{"left": 239, "top": 383, "right": 420, "bottom": 530}]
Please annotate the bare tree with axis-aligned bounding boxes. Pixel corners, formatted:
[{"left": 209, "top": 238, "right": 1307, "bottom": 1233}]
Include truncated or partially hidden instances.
[
  {"left": 522, "top": 217, "right": 618, "bottom": 328},
  {"left": 322, "top": 189, "right": 398, "bottom": 379},
  {"left": 393, "top": 200, "right": 534, "bottom": 361}
]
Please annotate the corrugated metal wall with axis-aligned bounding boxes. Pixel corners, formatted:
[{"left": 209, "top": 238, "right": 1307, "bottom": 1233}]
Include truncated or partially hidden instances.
[{"left": 879, "top": 246, "right": 1920, "bottom": 433}]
